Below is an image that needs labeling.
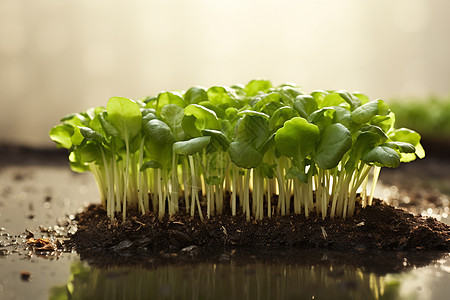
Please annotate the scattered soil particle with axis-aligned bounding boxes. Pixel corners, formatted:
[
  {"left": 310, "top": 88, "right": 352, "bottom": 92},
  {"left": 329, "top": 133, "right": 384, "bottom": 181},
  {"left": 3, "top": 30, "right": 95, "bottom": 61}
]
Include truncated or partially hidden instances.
[
  {"left": 20, "top": 271, "right": 31, "bottom": 282},
  {"left": 69, "top": 199, "right": 450, "bottom": 271},
  {"left": 25, "top": 229, "right": 34, "bottom": 239},
  {"left": 27, "top": 238, "right": 62, "bottom": 252}
]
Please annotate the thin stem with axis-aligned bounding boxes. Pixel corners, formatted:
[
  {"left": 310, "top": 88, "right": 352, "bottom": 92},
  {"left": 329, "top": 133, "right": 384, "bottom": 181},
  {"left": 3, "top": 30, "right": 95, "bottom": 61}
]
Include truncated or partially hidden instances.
[
  {"left": 122, "top": 140, "right": 131, "bottom": 221},
  {"left": 181, "top": 157, "right": 190, "bottom": 213},
  {"left": 267, "top": 178, "right": 271, "bottom": 218},
  {"left": 244, "top": 169, "right": 251, "bottom": 221},
  {"left": 170, "top": 151, "right": 179, "bottom": 216},
  {"left": 232, "top": 166, "right": 237, "bottom": 216},
  {"left": 100, "top": 148, "right": 114, "bottom": 219},
  {"left": 368, "top": 166, "right": 381, "bottom": 206},
  {"left": 189, "top": 155, "right": 203, "bottom": 221},
  {"left": 138, "top": 137, "right": 145, "bottom": 215},
  {"left": 275, "top": 160, "right": 285, "bottom": 215}
]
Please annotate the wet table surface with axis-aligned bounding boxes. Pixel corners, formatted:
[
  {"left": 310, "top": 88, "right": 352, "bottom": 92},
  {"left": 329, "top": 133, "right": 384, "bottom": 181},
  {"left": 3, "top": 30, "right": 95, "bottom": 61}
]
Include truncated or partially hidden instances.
[{"left": 1, "top": 159, "right": 449, "bottom": 300}]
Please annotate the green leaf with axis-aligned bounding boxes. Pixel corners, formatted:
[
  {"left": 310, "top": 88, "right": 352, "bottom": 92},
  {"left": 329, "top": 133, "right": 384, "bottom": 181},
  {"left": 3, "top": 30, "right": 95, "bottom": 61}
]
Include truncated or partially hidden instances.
[
  {"left": 244, "top": 79, "right": 272, "bottom": 96},
  {"left": 60, "top": 113, "right": 77, "bottom": 122},
  {"left": 78, "top": 127, "right": 104, "bottom": 144},
  {"left": 69, "top": 154, "right": 90, "bottom": 173},
  {"left": 274, "top": 117, "right": 319, "bottom": 162},
  {"left": 353, "top": 92, "right": 370, "bottom": 104},
  {"left": 172, "top": 136, "right": 211, "bottom": 156},
  {"left": 71, "top": 127, "right": 85, "bottom": 146},
  {"left": 207, "top": 86, "right": 239, "bottom": 108},
  {"left": 360, "top": 124, "right": 389, "bottom": 142},
  {"left": 254, "top": 93, "right": 283, "bottom": 116},
  {"left": 144, "top": 119, "right": 175, "bottom": 167},
  {"left": 144, "top": 119, "right": 175, "bottom": 145},
  {"left": 362, "top": 145, "right": 400, "bottom": 168},
  {"left": 155, "top": 91, "right": 186, "bottom": 116},
  {"left": 62, "top": 113, "right": 88, "bottom": 127},
  {"left": 315, "top": 123, "right": 352, "bottom": 169},
  {"left": 382, "top": 142, "right": 415, "bottom": 153},
  {"left": 140, "top": 160, "right": 162, "bottom": 171},
  {"left": 160, "top": 104, "right": 186, "bottom": 141},
  {"left": 321, "top": 92, "right": 348, "bottom": 108},
  {"left": 237, "top": 110, "right": 270, "bottom": 119},
  {"left": 234, "top": 114, "right": 270, "bottom": 150},
  {"left": 268, "top": 106, "right": 298, "bottom": 132},
  {"left": 182, "top": 104, "right": 221, "bottom": 137},
  {"left": 197, "top": 102, "right": 226, "bottom": 119},
  {"left": 345, "top": 131, "right": 382, "bottom": 172},
  {"left": 332, "top": 106, "right": 354, "bottom": 129},
  {"left": 141, "top": 108, "right": 158, "bottom": 124},
  {"left": 142, "top": 95, "right": 156, "bottom": 105},
  {"left": 106, "top": 97, "right": 142, "bottom": 142},
  {"left": 277, "top": 86, "right": 303, "bottom": 106},
  {"left": 201, "top": 129, "right": 230, "bottom": 151},
  {"left": 49, "top": 124, "right": 74, "bottom": 149},
  {"left": 206, "top": 175, "right": 222, "bottom": 185},
  {"left": 307, "top": 108, "right": 335, "bottom": 131},
  {"left": 336, "top": 90, "right": 361, "bottom": 110},
  {"left": 257, "top": 162, "right": 276, "bottom": 179},
  {"left": 388, "top": 128, "right": 420, "bottom": 146},
  {"left": 285, "top": 166, "right": 308, "bottom": 183},
  {"left": 228, "top": 141, "right": 263, "bottom": 169},
  {"left": 310, "top": 90, "right": 328, "bottom": 107},
  {"left": 351, "top": 99, "right": 390, "bottom": 124},
  {"left": 294, "top": 95, "right": 318, "bottom": 119},
  {"left": 79, "top": 142, "right": 102, "bottom": 163},
  {"left": 98, "top": 112, "right": 120, "bottom": 137},
  {"left": 184, "top": 86, "right": 208, "bottom": 104},
  {"left": 370, "top": 113, "right": 395, "bottom": 133},
  {"left": 389, "top": 128, "right": 425, "bottom": 159},
  {"left": 87, "top": 107, "right": 107, "bottom": 135}
]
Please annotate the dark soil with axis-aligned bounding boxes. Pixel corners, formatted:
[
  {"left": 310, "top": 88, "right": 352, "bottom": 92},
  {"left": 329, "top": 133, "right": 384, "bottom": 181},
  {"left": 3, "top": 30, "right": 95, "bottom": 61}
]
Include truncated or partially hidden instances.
[
  {"left": 69, "top": 198, "right": 450, "bottom": 272},
  {"left": 72, "top": 199, "right": 449, "bottom": 252}
]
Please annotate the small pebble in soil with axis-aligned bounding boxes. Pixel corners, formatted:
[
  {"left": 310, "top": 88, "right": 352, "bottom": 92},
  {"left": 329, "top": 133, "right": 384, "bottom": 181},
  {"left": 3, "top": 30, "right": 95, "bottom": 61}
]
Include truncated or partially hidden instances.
[
  {"left": 354, "top": 244, "right": 366, "bottom": 252},
  {"left": 113, "top": 240, "right": 133, "bottom": 251},
  {"left": 0, "top": 249, "right": 9, "bottom": 256},
  {"left": 219, "top": 253, "right": 230, "bottom": 262},
  {"left": 181, "top": 245, "right": 198, "bottom": 256}
]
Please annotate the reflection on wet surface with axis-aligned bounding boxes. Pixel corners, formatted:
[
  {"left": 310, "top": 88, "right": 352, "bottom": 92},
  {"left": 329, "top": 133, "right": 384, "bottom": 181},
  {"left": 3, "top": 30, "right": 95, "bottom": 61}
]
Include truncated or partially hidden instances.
[
  {"left": 46, "top": 256, "right": 450, "bottom": 300},
  {"left": 0, "top": 160, "right": 449, "bottom": 299}
]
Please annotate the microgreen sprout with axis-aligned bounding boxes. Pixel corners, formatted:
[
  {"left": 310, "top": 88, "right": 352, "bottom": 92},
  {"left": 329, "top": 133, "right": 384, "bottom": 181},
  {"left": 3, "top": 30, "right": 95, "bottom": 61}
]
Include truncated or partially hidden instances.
[{"left": 49, "top": 80, "right": 424, "bottom": 221}]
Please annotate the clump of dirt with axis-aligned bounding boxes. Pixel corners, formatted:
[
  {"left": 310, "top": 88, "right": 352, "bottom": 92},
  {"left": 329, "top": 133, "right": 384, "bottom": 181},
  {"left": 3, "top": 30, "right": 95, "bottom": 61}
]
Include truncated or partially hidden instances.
[{"left": 70, "top": 199, "right": 449, "bottom": 258}]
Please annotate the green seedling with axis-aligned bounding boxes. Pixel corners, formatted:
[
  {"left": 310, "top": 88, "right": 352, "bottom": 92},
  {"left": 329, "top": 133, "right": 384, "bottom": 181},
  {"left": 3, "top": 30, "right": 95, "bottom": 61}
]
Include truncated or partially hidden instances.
[{"left": 50, "top": 80, "right": 424, "bottom": 221}]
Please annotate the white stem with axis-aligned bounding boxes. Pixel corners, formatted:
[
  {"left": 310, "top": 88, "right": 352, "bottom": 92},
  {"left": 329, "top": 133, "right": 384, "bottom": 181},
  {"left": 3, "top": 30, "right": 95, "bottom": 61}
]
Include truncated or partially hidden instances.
[
  {"left": 369, "top": 166, "right": 381, "bottom": 206},
  {"left": 244, "top": 169, "right": 251, "bottom": 221}
]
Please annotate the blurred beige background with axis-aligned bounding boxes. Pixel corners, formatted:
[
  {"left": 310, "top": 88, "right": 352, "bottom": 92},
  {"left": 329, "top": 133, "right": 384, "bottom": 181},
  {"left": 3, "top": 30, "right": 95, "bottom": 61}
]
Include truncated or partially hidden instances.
[{"left": 1, "top": 0, "right": 449, "bottom": 148}]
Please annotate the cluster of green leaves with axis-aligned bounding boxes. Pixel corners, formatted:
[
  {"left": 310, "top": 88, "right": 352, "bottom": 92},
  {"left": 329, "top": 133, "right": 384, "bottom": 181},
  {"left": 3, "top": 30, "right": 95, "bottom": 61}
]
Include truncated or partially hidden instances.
[
  {"left": 49, "top": 80, "right": 424, "bottom": 221},
  {"left": 389, "top": 97, "right": 450, "bottom": 139}
]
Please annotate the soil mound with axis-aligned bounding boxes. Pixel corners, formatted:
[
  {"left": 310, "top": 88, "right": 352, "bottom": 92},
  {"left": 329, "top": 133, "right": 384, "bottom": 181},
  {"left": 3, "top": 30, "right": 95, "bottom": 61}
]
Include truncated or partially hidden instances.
[{"left": 70, "top": 199, "right": 449, "bottom": 254}]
